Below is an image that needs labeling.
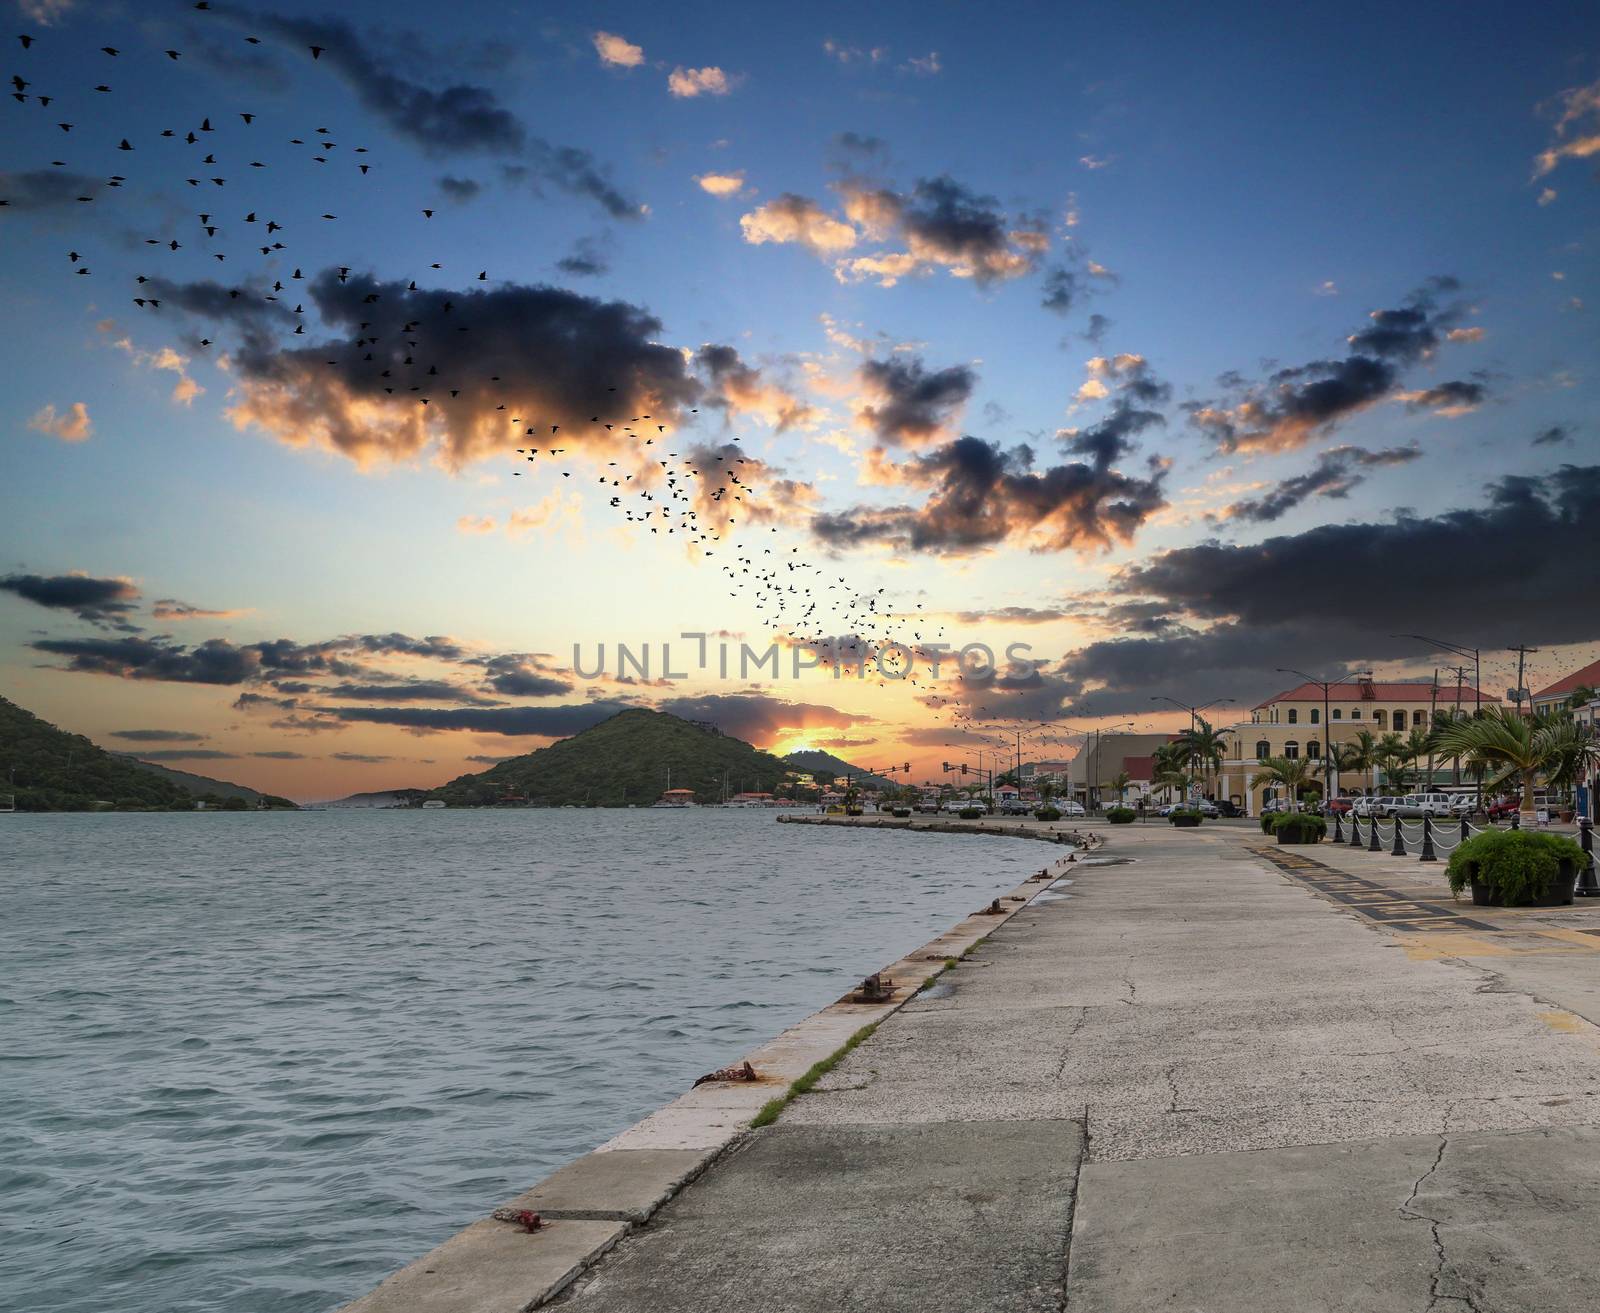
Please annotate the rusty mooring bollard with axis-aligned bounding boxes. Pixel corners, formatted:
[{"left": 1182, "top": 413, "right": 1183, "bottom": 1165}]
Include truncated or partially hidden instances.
[
  {"left": 490, "top": 1209, "right": 544, "bottom": 1233},
  {"left": 854, "top": 973, "right": 895, "bottom": 1003}
]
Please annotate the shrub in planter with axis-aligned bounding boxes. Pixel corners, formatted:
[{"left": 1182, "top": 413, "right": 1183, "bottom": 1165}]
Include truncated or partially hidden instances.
[
  {"left": 1259, "top": 813, "right": 1277, "bottom": 835},
  {"left": 1168, "top": 807, "right": 1203, "bottom": 828},
  {"left": 1034, "top": 807, "right": 1062, "bottom": 821},
  {"left": 845, "top": 806, "right": 864, "bottom": 816},
  {"left": 958, "top": 806, "right": 984, "bottom": 820},
  {"left": 1106, "top": 806, "right": 1136, "bottom": 824},
  {"left": 892, "top": 807, "right": 912, "bottom": 818},
  {"left": 1272, "top": 812, "right": 1326, "bottom": 844},
  {"left": 1446, "top": 830, "right": 1585, "bottom": 907}
]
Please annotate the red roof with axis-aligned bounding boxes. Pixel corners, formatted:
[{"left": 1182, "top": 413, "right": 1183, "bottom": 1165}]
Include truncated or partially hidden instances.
[
  {"left": 1255, "top": 681, "right": 1494, "bottom": 710},
  {"left": 1532, "top": 657, "right": 1600, "bottom": 702}
]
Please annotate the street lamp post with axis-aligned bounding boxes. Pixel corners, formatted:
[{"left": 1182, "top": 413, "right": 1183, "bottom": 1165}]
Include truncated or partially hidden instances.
[
  {"left": 1275, "top": 667, "right": 1369, "bottom": 808},
  {"left": 1089, "top": 720, "right": 1135, "bottom": 812},
  {"left": 1150, "top": 695, "right": 1235, "bottom": 798},
  {"left": 1395, "top": 634, "right": 1484, "bottom": 806}
]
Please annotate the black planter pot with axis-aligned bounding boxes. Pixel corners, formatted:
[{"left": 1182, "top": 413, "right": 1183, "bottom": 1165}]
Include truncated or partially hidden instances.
[
  {"left": 1169, "top": 815, "right": 1201, "bottom": 828},
  {"left": 1468, "top": 858, "right": 1578, "bottom": 907},
  {"left": 1277, "top": 831, "right": 1322, "bottom": 845}
]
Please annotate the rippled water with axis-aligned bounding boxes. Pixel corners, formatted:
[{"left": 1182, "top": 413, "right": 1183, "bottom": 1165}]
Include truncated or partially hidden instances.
[{"left": 0, "top": 809, "right": 1044, "bottom": 1312}]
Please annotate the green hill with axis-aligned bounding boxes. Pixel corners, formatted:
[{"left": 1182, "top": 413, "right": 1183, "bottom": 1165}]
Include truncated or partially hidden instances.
[
  {"left": 783, "top": 749, "right": 898, "bottom": 790},
  {"left": 430, "top": 707, "right": 793, "bottom": 807},
  {"left": 0, "top": 694, "right": 295, "bottom": 811},
  {"left": 111, "top": 754, "right": 265, "bottom": 803}
]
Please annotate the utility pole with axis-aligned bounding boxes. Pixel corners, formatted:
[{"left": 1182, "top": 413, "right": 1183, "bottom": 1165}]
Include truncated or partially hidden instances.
[{"left": 1508, "top": 645, "right": 1540, "bottom": 714}]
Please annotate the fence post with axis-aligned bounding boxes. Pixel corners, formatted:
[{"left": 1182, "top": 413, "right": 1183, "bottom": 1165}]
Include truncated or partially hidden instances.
[
  {"left": 1332, "top": 810, "right": 1344, "bottom": 843},
  {"left": 1391, "top": 817, "right": 1406, "bottom": 856},
  {"left": 1349, "top": 813, "right": 1363, "bottom": 847},
  {"left": 1460, "top": 817, "right": 1470, "bottom": 844},
  {"left": 1369, "top": 813, "right": 1383, "bottom": 852},
  {"left": 1578, "top": 818, "right": 1599, "bottom": 899},
  {"left": 1419, "top": 814, "right": 1437, "bottom": 862},
  {"left": 1511, "top": 812, "right": 1521, "bottom": 830}
]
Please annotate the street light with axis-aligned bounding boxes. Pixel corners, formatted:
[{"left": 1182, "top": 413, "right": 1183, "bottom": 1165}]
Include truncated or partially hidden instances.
[
  {"left": 1276, "top": 667, "right": 1369, "bottom": 805},
  {"left": 1089, "top": 720, "right": 1135, "bottom": 812},
  {"left": 1149, "top": 694, "right": 1235, "bottom": 734}
]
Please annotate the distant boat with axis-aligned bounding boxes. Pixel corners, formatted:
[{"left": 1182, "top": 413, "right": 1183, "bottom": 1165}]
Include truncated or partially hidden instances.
[{"left": 652, "top": 788, "right": 699, "bottom": 808}]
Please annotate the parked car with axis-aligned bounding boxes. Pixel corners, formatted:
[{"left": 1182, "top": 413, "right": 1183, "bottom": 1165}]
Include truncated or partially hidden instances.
[
  {"left": 1485, "top": 797, "right": 1521, "bottom": 821},
  {"left": 1058, "top": 800, "right": 1086, "bottom": 817},
  {"left": 1260, "top": 798, "right": 1291, "bottom": 815},
  {"left": 1214, "top": 799, "right": 1243, "bottom": 818},
  {"left": 1394, "top": 792, "right": 1457, "bottom": 818},
  {"left": 1447, "top": 795, "right": 1479, "bottom": 818},
  {"left": 999, "top": 800, "right": 1030, "bottom": 816},
  {"left": 1194, "top": 800, "right": 1221, "bottom": 818},
  {"left": 1325, "top": 797, "right": 1356, "bottom": 815}
]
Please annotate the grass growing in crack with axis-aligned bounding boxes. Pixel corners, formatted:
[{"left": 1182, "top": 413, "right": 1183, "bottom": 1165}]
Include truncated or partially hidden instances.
[{"left": 748, "top": 1022, "right": 880, "bottom": 1129}]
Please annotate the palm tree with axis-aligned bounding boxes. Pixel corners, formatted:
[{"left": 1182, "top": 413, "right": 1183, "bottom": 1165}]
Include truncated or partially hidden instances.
[
  {"left": 1153, "top": 767, "right": 1197, "bottom": 805},
  {"left": 1177, "top": 716, "right": 1228, "bottom": 796},
  {"left": 1435, "top": 706, "right": 1600, "bottom": 817},
  {"left": 1108, "top": 770, "right": 1131, "bottom": 805},
  {"left": 1251, "top": 756, "right": 1316, "bottom": 812},
  {"left": 1328, "top": 741, "right": 1365, "bottom": 797},
  {"left": 1566, "top": 684, "right": 1597, "bottom": 710},
  {"left": 1403, "top": 725, "right": 1434, "bottom": 791},
  {"left": 1374, "top": 731, "right": 1409, "bottom": 793}
]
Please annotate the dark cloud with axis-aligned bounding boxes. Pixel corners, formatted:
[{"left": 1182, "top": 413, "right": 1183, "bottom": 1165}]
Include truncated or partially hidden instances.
[
  {"left": 32, "top": 635, "right": 261, "bottom": 684},
  {"left": 322, "top": 680, "right": 496, "bottom": 704},
  {"left": 243, "top": 13, "right": 638, "bottom": 216},
  {"left": 655, "top": 693, "right": 869, "bottom": 747},
  {"left": 1041, "top": 265, "right": 1083, "bottom": 315},
  {"left": 128, "top": 749, "right": 240, "bottom": 761},
  {"left": 1082, "top": 314, "right": 1112, "bottom": 344},
  {"left": 1, "top": 573, "right": 140, "bottom": 629},
  {"left": 695, "top": 346, "right": 817, "bottom": 431},
  {"left": 1216, "top": 443, "right": 1423, "bottom": 525},
  {"left": 557, "top": 236, "right": 609, "bottom": 278},
  {"left": 1054, "top": 464, "right": 1600, "bottom": 715},
  {"left": 813, "top": 433, "right": 1168, "bottom": 556},
  {"left": 437, "top": 175, "right": 482, "bottom": 203},
  {"left": 326, "top": 702, "right": 631, "bottom": 737},
  {"left": 1185, "top": 278, "right": 1468, "bottom": 453},
  {"left": 1532, "top": 424, "right": 1572, "bottom": 447},
  {"left": 1402, "top": 377, "right": 1487, "bottom": 413},
  {"left": 331, "top": 751, "right": 394, "bottom": 763},
  {"left": 894, "top": 176, "right": 1034, "bottom": 286},
  {"left": 252, "top": 750, "right": 308, "bottom": 759},
  {"left": 478, "top": 654, "right": 574, "bottom": 698},
  {"left": 831, "top": 131, "right": 889, "bottom": 162},
  {"left": 168, "top": 270, "right": 703, "bottom": 468},
  {"left": 235, "top": 692, "right": 299, "bottom": 712},
  {"left": 856, "top": 355, "right": 976, "bottom": 446},
  {"left": 0, "top": 169, "right": 104, "bottom": 211},
  {"left": 254, "top": 13, "right": 526, "bottom": 152},
  {"left": 108, "top": 729, "right": 208, "bottom": 743}
]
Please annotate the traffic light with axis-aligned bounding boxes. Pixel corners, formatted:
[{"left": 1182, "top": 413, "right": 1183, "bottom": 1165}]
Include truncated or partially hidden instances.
[{"left": 961, "top": 763, "right": 968, "bottom": 774}]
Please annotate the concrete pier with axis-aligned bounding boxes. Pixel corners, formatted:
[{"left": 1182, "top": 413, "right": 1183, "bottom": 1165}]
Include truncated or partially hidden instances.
[{"left": 345, "top": 820, "right": 1600, "bottom": 1311}]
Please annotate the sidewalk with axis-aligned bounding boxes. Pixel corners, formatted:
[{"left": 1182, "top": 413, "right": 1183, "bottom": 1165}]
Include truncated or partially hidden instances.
[{"left": 551, "top": 823, "right": 1600, "bottom": 1312}]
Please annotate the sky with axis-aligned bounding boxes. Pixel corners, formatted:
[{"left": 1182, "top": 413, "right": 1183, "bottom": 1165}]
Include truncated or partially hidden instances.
[{"left": 2, "top": 0, "right": 1598, "bottom": 800}]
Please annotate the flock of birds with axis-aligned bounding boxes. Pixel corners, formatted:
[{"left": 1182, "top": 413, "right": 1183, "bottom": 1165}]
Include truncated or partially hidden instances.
[{"left": 4, "top": 9, "right": 1086, "bottom": 756}]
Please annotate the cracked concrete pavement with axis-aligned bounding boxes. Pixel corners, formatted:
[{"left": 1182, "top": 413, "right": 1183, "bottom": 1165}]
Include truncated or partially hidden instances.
[{"left": 552, "top": 823, "right": 1600, "bottom": 1311}]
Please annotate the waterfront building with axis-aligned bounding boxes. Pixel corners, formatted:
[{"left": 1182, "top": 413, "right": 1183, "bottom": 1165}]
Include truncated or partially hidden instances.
[
  {"left": 1530, "top": 657, "right": 1600, "bottom": 716},
  {"left": 1214, "top": 677, "right": 1498, "bottom": 814},
  {"left": 1062, "top": 733, "right": 1179, "bottom": 807}
]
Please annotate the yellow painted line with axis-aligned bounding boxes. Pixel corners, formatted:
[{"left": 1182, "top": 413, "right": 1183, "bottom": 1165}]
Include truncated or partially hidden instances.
[
  {"left": 1533, "top": 928, "right": 1600, "bottom": 950},
  {"left": 1538, "top": 1009, "right": 1594, "bottom": 1035}
]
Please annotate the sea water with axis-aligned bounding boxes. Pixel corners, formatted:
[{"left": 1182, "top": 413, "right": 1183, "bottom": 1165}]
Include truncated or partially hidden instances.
[{"left": 0, "top": 808, "right": 1045, "bottom": 1312}]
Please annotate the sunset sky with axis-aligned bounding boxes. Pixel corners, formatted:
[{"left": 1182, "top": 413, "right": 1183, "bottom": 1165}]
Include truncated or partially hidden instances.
[{"left": 3, "top": 0, "right": 1597, "bottom": 800}]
